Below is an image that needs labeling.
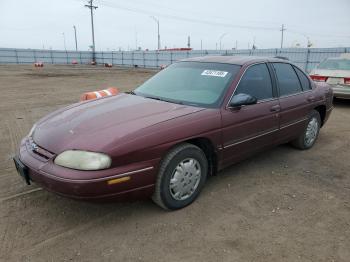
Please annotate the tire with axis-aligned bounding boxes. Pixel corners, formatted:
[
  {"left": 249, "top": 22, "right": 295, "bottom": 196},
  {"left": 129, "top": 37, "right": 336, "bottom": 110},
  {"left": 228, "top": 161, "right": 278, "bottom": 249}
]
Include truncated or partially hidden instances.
[
  {"left": 291, "top": 110, "right": 321, "bottom": 150},
  {"left": 152, "top": 143, "right": 208, "bottom": 210}
]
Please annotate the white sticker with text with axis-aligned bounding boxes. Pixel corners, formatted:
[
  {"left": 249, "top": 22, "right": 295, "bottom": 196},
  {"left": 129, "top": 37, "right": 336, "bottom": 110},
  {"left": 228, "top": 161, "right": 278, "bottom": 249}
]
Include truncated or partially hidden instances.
[{"left": 201, "top": 70, "right": 228, "bottom": 77}]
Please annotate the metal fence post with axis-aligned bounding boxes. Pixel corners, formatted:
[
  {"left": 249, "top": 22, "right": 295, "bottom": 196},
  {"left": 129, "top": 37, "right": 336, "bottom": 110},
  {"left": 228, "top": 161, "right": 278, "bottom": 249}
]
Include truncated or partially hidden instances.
[
  {"left": 79, "top": 51, "right": 82, "bottom": 64},
  {"left": 111, "top": 51, "right": 114, "bottom": 64},
  {"left": 305, "top": 48, "right": 311, "bottom": 72},
  {"left": 121, "top": 52, "right": 124, "bottom": 66},
  {"left": 156, "top": 51, "right": 159, "bottom": 68},
  {"left": 66, "top": 50, "right": 69, "bottom": 64},
  {"left": 143, "top": 51, "right": 146, "bottom": 67},
  {"left": 14, "top": 49, "right": 19, "bottom": 64},
  {"left": 170, "top": 51, "right": 173, "bottom": 64},
  {"left": 132, "top": 51, "right": 134, "bottom": 66},
  {"left": 50, "top": 50, "right": 54, "bottom": 64},
  {"left": 33, "top": 50, "right": 37, "bottom": 62}
]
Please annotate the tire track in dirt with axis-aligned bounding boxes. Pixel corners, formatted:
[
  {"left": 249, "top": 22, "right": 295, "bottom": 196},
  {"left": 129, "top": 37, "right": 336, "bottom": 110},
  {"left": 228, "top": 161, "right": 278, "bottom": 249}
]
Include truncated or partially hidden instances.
[
  {"left": 0, "top": 188, "right": 43, "bottom": 203},
  {"left": 8, "top": 210, "right": 117, "bottom": 260}
]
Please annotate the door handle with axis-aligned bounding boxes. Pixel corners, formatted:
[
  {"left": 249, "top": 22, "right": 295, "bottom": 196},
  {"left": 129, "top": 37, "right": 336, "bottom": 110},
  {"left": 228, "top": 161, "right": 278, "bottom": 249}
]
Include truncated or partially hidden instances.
[
  {"left": 270, "top": 105, "right": 281, "bottom": 112},
  {"left": 307, "top": 96, "right": 316, "bottom": 102}
]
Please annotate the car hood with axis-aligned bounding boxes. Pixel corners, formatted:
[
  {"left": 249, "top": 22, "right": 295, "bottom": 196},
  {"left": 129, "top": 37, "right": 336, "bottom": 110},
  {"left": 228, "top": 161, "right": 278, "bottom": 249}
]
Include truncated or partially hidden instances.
[
  {"left": 33, "top": 93, "right": 205, "bottom": 153},
  {"left": 310, "top": 69, "right": 350, "bottom": 78}
]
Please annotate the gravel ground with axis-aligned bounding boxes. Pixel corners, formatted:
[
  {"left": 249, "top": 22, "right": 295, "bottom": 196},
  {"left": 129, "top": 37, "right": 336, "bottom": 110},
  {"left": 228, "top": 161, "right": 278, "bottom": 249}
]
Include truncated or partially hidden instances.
[{"left": 0, "top": 64, "right": 349, "bottom": 262}]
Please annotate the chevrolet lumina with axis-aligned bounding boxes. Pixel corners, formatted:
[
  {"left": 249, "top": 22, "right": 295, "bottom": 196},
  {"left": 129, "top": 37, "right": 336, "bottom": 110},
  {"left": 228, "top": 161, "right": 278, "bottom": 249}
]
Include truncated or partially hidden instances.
[{"left": 14, "top": 56, "right": 333, "bottom": 210}]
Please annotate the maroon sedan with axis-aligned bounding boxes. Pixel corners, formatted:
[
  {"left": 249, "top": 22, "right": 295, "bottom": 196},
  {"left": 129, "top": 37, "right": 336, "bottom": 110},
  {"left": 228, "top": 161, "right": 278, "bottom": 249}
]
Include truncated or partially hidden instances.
[{"left": 14, "top": 56, "right": 333, "bottom": 210}]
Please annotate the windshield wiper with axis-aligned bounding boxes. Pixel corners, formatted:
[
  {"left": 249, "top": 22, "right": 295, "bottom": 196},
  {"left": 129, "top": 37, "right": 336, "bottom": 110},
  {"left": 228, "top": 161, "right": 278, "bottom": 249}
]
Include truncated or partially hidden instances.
[
  {"left": 126, "top": 90, "right": 136, "bottom": 95},
  {"left": 144, "top": 96, "right": 184, "bottom": 105}
]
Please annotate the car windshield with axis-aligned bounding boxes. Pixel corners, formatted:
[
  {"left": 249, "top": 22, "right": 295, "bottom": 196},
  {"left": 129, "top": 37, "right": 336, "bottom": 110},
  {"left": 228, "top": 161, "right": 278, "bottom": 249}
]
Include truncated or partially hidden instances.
[
  {"left": 134, "top": 62, "right": 241, "bottom": 108},
  {"left": 317, "top": 58, "right": 350, "bottom": 70}
]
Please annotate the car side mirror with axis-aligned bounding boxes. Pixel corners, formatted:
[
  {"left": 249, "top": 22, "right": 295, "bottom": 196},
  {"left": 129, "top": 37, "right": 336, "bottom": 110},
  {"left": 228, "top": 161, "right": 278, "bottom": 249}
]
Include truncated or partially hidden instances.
[{"left": 229, "top": 93, "right": 257, "bottom": 108}]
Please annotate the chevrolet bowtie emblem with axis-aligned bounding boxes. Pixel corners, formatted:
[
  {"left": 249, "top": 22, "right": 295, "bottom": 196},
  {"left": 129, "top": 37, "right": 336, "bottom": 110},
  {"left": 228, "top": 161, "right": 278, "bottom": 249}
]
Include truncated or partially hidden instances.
[{"left": 31, "top": 142, "right": 39, "bottom": 151}]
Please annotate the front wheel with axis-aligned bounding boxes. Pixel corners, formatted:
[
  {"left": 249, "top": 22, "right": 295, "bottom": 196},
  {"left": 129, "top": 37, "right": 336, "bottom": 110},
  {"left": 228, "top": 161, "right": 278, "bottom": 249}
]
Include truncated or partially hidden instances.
[
  {"left": 152, "top": 143, "right": 208, "bottom": 210},
  {"left": 291, "top": 110, "right": 321, "bottom": 150}
]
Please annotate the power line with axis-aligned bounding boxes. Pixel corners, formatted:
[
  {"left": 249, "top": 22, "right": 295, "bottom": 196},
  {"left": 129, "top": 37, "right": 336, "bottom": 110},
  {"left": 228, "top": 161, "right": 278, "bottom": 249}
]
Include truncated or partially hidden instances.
[
  {"left": 97, "top": 0, "right": 279, "bottom": 32},
  {"left": 85, "top": 0, "right": 98, "bottom": 62},
  {"left": 72, "top": 0, "right": 350, "bottom": 49}
]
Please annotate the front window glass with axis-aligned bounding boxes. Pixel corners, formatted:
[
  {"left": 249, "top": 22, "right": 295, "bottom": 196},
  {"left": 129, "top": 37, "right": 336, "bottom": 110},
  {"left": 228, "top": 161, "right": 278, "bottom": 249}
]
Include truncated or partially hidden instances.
[
  {"left": 135, "top": 62, "right": 241, "bottom": 108},
  {"left": 234, "top": 63, "right": 273, "bottom": 100},
  {"left": 317, "top": 58, "right": 350, "bottom": 70}
]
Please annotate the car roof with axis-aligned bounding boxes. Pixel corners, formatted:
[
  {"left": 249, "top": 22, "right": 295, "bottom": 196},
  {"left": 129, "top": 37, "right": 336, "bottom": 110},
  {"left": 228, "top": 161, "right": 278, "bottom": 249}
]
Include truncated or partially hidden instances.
[{"left": 180, "top": 55, "right": 290, "bottom": 66}]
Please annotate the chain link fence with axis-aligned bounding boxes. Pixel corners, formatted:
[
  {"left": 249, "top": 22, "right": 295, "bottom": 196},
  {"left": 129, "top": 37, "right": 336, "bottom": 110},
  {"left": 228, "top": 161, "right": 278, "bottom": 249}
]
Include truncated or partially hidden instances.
[{"left": 1, "top": 47, "right": 349, "bottom": 72}]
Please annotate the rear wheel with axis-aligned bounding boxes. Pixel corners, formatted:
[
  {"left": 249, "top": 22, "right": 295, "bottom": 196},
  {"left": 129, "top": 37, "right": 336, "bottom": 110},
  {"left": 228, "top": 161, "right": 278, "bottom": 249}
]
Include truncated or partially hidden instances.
[
  {"left": 152, "top": 143, "right": 208, "bottom": 210},
  {"left": 291, "top": 110, "right": 321, "bottom": 150}
]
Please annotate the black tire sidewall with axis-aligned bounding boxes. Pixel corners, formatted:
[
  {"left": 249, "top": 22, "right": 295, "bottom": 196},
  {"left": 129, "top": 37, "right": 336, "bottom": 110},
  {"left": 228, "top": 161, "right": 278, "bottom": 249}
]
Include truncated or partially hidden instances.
[{"left": 160, "top": 147, "right": 208, "bottom": 210}]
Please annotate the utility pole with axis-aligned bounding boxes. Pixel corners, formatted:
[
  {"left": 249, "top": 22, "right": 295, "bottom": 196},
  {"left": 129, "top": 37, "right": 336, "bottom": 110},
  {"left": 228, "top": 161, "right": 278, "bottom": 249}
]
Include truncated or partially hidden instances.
[
  {"left": 62, "top": 32, "right": 67, "bottom": 51},
  {"left": 135, "top": 29, "right": 138, "bottom": 50},
  {"left": 85, "top": 0, "right": 98, "bottom": 62},
  {"left": 150, "top": 16, "right": 160, "bottom": 50},
  {"left": 280, "top": 24, "right": 286, "bottom": 49},
  {"left": 73, "top": 25, "right": 78, "bottom": 51}
]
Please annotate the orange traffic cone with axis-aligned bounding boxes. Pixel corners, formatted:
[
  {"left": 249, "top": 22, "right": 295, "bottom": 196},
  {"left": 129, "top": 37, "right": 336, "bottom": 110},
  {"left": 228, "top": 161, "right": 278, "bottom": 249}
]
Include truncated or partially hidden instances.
[{"left": 80, "top": 87, "right": 119, "bottom": 101}]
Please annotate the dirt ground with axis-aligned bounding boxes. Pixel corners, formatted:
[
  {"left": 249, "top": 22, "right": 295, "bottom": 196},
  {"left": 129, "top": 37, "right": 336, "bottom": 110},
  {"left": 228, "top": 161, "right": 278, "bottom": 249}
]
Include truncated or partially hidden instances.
[{"left": 0, "top": 64, "right": 349, "bottom": 262}]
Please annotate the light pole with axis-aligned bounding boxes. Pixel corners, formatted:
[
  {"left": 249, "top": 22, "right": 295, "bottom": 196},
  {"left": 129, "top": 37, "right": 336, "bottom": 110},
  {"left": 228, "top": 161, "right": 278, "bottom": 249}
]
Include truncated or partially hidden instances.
[
  {"left": 219, "top": 33, "right": 228, "bottom": 50},
  {"left": 62, "top": 32, "right": 67, "bottom": 51},
  {"left": 280, "top": 24, "right": 286, "bottom": 49},
  {"left": 73, "top": 25, "right": 78, "bottom": 51},
  {"left": 150, "top": 16, "right": 160, "bottom": 50}
]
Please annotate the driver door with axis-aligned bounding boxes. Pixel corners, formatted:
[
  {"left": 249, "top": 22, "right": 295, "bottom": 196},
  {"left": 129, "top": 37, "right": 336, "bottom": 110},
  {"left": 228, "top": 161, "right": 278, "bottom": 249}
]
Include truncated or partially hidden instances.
[{"left": 220, "top": 63, "right": 280, "bottom": 167}]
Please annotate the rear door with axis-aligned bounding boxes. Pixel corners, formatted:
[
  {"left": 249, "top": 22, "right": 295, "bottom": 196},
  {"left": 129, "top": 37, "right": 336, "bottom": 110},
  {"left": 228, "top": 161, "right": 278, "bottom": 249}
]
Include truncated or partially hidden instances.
[
  {"left": 220, "top": 63, "right": 280, "bottom": 167},
  {"left": 270, "top": 62, "right": 314, "bottom": 143}
]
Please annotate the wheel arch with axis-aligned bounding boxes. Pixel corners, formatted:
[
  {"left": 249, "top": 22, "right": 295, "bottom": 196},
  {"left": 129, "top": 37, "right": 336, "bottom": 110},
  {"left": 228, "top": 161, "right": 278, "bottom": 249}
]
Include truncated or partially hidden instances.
[
  {"left": 183, "top": 137, "right": 218, "bottom": 176},
  {"left": 314, "top": 105, "right": 326, "bottom": 126}
]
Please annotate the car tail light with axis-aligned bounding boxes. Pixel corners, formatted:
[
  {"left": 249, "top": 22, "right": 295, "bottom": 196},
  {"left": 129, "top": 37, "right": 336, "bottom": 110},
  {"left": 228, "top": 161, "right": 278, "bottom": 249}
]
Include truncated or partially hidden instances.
[
  {"left": 344, "top": 77, "right": 350, "bottom": 85},
  {"left": 310, "top": 75, "right": 328, "bottom": 82}
]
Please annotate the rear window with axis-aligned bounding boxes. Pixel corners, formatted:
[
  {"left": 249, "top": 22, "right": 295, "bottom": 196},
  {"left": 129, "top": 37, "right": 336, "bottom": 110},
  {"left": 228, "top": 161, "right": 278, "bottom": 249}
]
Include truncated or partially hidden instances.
[{"left": 317, "top": 58, "right": 350, "bottom": 70}]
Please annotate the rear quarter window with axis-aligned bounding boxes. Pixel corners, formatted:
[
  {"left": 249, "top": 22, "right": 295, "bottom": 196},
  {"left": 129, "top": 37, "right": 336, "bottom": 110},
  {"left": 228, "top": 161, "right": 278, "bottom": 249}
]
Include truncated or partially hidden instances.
[{"left": 294, "top": 66, "right": 312, "bottom": 90}]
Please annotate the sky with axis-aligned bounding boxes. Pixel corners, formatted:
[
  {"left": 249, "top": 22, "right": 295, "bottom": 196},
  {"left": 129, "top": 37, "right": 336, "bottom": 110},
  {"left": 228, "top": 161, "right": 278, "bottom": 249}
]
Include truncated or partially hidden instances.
[{"left": 0, "top": 0, "right": 349, "bottom": 51}]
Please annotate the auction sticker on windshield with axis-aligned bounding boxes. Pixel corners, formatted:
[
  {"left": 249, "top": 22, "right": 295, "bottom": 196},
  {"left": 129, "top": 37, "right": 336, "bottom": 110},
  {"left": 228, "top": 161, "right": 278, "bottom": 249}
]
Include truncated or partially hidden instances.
[{"left": 201, "top": 70, "right": 228, "bottom": 77}]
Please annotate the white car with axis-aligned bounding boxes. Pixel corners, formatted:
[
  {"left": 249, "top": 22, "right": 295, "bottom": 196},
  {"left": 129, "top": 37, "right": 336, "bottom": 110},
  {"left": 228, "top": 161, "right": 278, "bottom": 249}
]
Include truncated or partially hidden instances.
[{"left": 310, "top": 53, "right": 350, "bottom": 99}]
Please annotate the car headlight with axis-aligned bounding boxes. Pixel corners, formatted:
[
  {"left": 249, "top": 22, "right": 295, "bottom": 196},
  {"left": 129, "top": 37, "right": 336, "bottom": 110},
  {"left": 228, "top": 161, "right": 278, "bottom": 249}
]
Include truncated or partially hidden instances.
[{"left": 54, "top": 150, "right": 112, "bottom": 170}]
